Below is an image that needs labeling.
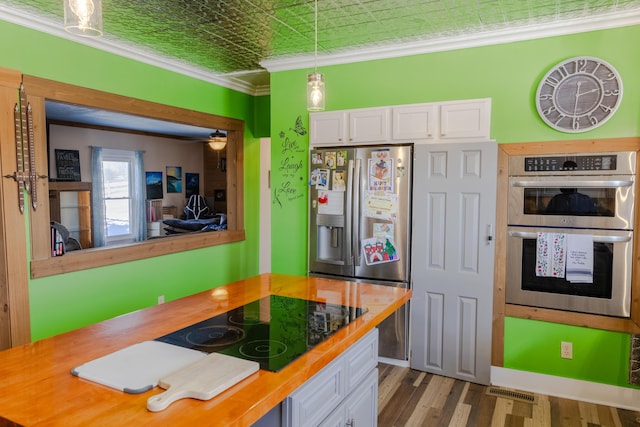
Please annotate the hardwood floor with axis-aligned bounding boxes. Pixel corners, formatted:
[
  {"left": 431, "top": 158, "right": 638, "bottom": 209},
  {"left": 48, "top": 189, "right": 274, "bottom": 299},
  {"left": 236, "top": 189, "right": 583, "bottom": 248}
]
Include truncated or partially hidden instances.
[{"left": 378, "top": 363, "right": 640, "bottom": 427}]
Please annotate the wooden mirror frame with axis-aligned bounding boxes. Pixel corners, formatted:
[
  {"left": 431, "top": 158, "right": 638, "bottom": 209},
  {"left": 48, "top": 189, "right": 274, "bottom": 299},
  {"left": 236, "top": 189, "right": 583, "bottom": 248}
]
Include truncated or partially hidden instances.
[{"left": 25, "top": 75, "right": 245, "bottom": 279}]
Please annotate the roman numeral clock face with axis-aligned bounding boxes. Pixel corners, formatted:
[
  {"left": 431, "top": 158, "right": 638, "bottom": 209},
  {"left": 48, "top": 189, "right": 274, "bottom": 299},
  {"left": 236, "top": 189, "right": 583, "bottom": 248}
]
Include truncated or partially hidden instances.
[{"left": 536, "top": 57, "right": 623, "bottom": 133}]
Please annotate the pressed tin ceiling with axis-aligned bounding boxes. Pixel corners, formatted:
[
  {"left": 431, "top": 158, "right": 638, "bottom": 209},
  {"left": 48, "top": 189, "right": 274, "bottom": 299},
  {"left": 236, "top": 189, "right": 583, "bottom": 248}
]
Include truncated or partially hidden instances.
[{"left": 1, "top": 0, "right": 640, "bottom": 95}]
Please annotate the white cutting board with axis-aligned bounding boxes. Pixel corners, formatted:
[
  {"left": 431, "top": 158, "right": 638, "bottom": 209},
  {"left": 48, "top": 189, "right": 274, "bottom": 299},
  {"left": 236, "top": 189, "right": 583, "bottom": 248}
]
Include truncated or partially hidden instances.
[
  {"left": 71, "top": 341, "right": 207, "bottom": 393},
  {"left": 147, "top": 352, "right": 260, "bottom": 412}
]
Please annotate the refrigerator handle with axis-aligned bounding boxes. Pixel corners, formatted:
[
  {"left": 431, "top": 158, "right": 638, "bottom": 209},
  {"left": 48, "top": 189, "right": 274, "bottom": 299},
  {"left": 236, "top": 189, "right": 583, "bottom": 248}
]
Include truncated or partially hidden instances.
[
  {"left": 345, "top": 159, "right": 354, "bottom": 265},
  {"left": 353, "top": 158, "right": 362, "bottom": 266}
]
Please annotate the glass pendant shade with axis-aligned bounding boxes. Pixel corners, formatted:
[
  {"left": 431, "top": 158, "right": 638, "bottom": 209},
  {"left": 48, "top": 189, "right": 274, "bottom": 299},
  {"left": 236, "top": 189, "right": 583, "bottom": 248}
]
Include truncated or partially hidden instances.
[
  {"left": 208, "top": 130, "right": 227, "bottom": 151},
  {"left": 64, "top": 0, "right": 103, "bottom": 37},
  {"left": 307, "top": 72, "right": 325, "bottom": 111},
  {"left": 208, "top": 140, "right": 227, "bottom": 151}
]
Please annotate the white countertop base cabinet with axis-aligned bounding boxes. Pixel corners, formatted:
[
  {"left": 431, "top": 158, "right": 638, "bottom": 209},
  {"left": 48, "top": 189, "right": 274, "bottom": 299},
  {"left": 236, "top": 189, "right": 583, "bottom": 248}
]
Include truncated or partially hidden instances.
[{"left": 282, "top": 328, "right": 379, "bottom": 427}]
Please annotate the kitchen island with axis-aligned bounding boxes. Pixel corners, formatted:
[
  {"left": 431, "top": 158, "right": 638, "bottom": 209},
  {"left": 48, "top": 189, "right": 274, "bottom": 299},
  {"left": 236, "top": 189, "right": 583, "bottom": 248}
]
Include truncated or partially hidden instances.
[{"left": 0, "top": 273, "right": 410, "bottom": 426}]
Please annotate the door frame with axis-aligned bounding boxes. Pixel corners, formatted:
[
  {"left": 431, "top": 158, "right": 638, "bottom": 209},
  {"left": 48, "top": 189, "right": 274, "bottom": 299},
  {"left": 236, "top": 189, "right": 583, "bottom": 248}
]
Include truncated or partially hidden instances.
[{"left": 0, "top": 67, "right": 31, "bottom": 349}]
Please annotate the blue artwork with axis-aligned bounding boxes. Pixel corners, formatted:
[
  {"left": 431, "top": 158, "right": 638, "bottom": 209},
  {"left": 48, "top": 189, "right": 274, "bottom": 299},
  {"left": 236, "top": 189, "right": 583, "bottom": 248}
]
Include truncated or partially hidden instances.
[
  {"left": 166, "top": 166, "right": 182, "bottom": 193},
  {"left": 185, "top": 173, "right": 199, "bottom": 197},
  {"left": 145, "top": 171, "right": 163, "bottom": 199}
]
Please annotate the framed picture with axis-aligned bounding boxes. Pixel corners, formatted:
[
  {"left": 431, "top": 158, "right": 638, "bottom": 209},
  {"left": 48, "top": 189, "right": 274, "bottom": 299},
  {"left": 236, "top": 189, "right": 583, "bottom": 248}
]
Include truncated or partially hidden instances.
[
  {"left": 214, "top": 189, "right": 226, "bottom": 202},
  {"left": 145, "top": 171, "right": 163, "bottom": 199},
  {"left": 185, "top": 173, "right": 199, "bottom": 197},
  {"left": 166, "top": 166, "right": 182, "bottom": 193},
  {"left": 54, "top": 149, "right": 81, "bottom": 181}
]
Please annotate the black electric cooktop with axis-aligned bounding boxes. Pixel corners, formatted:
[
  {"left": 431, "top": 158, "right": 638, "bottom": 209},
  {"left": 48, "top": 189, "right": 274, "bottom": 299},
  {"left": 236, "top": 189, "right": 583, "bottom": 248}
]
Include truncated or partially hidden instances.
[{"left": 155, "top": 295, "right": 367, "bottom": 372}]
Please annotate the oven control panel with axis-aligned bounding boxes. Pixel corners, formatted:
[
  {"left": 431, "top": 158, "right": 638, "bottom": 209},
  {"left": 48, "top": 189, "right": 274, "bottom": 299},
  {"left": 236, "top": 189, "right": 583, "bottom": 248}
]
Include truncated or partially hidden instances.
[{"left": 523, "top": 155, "right": 617, "bottom": 172}]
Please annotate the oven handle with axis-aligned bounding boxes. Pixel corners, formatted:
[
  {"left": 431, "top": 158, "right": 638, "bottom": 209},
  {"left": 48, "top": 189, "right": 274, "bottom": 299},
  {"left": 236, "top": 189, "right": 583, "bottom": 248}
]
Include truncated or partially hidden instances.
[
  {"left": 510, "top": 180, "right": 634, "bottom": 188},
  {"left": 508, "top": 230, "right": 631, "bottom": 243}
]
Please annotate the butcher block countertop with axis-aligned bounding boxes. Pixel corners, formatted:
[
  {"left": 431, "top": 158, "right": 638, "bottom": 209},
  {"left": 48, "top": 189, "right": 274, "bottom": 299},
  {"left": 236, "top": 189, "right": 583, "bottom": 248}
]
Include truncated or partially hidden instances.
[{"left": 0, "top": 274, "right": 411, "bottom": 426}]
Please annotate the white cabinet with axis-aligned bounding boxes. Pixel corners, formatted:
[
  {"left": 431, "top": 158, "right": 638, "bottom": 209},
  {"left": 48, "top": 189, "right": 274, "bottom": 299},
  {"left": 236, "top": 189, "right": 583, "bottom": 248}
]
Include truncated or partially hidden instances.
[
  {"left": 392, "top": 104, "right": 436, "bottom": 140},
  {"left": 310, "top": 98, "right": 491, "bottom": 147},
  {"left": 349, "top": 108, "right": 390, "bottom": 143},
  {"left": 283, "top": 329, "right": 379, "bottom": 427},
  {"left": 310, "top": 108, "right": 389, "bottom": 145},
  {"left": 439, "top": 98, "right": 491, "bottom": 140},
  {"left": 309, "top": 111, "right": 347, "bottom": 145},
  {"left": 319, "top": 369, "right": 378, "bottom": 427}
]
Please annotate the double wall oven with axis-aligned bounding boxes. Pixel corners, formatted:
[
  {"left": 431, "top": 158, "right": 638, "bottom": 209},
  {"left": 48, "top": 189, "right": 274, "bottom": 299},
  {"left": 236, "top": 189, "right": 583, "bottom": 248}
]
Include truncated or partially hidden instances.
[{"left": 506, "top": 152, "right": 635, "bottom": 317}]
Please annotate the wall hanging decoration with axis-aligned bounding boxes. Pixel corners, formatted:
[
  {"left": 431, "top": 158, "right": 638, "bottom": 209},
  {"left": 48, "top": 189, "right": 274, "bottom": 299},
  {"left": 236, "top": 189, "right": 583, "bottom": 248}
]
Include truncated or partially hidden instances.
[
  {"left": 166, "top": 166, "right": 182, "bottom": 193},
  {"left": 185, "top": 173, "right": 199, "bottom": 198},
  {"left": 535, "top": 56, "right": 622, "bottom": 133},
  {"left": 3, "top": 84, "right": 47, "bottom": 213},
  {"left": 55, "top": 149, "right": 81, "bottom": 181},
  {"left": 145, "top": 171, "right": 163, "bottom": 200}
]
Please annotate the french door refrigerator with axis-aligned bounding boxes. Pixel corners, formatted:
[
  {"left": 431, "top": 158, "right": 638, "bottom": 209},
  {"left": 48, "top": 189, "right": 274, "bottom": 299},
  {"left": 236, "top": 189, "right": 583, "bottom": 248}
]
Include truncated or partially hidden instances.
[{"left": 308, "top": 144, "right": 412, "bottom": 360}]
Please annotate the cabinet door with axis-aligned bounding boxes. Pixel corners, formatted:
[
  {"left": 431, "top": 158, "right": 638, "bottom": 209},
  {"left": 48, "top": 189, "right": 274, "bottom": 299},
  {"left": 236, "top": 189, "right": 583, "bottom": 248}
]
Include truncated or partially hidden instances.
[
  {"left": 439, "top": 99, "right": 491, "bottom": 140},
  {"left": 284, "top": 356, "right": 346, "bottom": 427},
  {"left": 392, "top": 104, "right": 436, "bottom": 140},
  {"left": 310, "top": 111, "right": 347, "bottom": 145},
  {"left": 348, "top": 108, "right": 390, "bottom": 143},
  {"left": 319, "top": 368, "right": 378, "bottom": 427}
]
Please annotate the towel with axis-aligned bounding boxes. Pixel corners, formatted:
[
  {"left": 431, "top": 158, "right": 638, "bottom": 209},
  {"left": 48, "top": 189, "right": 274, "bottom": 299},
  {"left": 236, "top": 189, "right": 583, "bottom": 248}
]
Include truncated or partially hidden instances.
[
  {"left": 566, "top": 234, "right": 594, "bottom": 283},
  {"left": 536, "top": 232, "right": 566, "bottom": 278}
]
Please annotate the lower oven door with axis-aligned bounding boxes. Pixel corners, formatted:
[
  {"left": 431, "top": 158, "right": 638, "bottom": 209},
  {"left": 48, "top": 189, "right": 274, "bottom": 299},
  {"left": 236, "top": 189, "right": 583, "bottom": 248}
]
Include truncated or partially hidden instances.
[{"left": 506, "top": 226, "right": 632, "bottom": 317}]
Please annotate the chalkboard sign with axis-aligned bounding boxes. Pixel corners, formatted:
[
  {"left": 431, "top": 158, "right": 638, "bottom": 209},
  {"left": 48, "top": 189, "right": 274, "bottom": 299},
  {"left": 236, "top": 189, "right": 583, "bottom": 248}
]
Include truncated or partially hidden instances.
[{"left": 55, "top": 149, "right": 81, "bottom": 181}]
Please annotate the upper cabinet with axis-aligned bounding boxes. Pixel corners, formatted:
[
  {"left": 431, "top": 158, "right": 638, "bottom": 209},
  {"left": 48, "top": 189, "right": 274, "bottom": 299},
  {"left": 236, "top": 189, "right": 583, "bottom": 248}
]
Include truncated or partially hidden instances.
[
  {"left": 310, "top": 98, "right": 491, "bottom": 147},
  {"left": 309, "top": 108, "right": 389, "bottom": 145},
  {"left": 392, "top": 104, "right": 436, "bottom": 140},
  {"left": 439, "top": 98, "right": 491, "bottom": 140}
]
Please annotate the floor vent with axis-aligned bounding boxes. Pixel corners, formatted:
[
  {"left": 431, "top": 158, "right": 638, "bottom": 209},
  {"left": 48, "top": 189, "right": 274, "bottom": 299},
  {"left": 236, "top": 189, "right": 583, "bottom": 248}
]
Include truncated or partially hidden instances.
[{"left": 486, "top": 387, "right": 536, "bottom": 403}]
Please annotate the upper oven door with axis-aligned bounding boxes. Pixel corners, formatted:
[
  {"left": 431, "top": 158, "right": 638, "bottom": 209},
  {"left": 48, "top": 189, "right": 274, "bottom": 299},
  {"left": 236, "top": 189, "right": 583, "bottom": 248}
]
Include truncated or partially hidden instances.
[{"left": 508, "top": 175, "right": 635, "bottom": 229}]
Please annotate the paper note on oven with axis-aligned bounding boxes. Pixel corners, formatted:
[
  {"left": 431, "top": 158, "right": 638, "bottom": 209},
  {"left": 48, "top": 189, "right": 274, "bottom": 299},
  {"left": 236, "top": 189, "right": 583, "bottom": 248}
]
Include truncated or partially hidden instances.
[{"left": 566, "top": 234, "right": 594, "bottom": 283}]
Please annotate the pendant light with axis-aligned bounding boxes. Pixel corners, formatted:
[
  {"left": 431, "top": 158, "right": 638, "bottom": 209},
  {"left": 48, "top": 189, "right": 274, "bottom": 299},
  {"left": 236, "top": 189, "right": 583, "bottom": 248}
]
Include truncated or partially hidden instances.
[
  {"left": 207, "top": 130, "right": 227, "bottom": 151},
  {"left": 208, "top": 130, "right": 227, "bottom": 169},
  {"left": 64, "top": 0, "right": 103, "bottom": 37},
  {"left": 307, "top": 0, "right": 325, "bottom": 111}
]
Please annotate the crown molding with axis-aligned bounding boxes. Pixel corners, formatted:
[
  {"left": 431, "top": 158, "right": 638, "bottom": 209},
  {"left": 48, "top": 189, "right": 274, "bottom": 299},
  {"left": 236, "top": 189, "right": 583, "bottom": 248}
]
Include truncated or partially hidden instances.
[
  {"left": 0, "top": 5, "right": 264, "bottom": 96},
  {"left": 261, "top": 9, "right": 640, "bottom": 72},
  {"left": 2, "top": 5, "right": 639, "bottom": 95}
]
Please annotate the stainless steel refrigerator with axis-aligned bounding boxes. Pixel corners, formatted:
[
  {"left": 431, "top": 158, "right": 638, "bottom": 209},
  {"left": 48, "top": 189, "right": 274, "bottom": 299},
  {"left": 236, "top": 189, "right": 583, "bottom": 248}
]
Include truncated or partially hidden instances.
[{"left": 308, "top": 144, "right": 412, "bottom": 360}]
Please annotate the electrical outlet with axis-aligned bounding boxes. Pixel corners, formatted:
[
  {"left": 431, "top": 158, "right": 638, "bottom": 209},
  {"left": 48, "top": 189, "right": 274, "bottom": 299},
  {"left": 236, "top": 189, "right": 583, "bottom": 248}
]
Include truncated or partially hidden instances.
[
  {"left": 561, "top": 341, "right": 573, "bottom": 359},
  {"left": 158, "top": 295, "right": 165, "bottom": 304}
]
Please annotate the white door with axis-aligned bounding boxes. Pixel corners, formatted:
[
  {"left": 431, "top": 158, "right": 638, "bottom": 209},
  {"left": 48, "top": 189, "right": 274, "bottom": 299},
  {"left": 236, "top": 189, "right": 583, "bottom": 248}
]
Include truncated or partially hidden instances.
[
  {"left": 410, "top": 142, "right": 497, "bottom": 384},
  {"left": 260, "top": 138, "right": 271, "bottom": 273}
]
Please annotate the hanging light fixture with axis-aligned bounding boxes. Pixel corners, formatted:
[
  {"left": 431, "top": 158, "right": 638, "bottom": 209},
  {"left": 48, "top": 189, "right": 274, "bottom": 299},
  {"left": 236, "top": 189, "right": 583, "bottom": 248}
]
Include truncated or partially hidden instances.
[
  {"left": 207, "top": 130, "right": 227, "bottom": 151},
  {"left": 208, "top": 130, "right": 227, "bottom": 170},
  {"left": 307, "top": 0, "right": 325, "bottom": 111},
  {"left": 64, "top": 0, "right": 103, "bottom": 37}
]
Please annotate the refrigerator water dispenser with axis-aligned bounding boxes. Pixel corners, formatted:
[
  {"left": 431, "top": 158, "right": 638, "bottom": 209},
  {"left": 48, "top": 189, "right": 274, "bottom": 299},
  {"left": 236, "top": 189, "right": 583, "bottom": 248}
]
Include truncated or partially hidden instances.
[{"left": 316, "top": 215, "right": 344, "bottom": 263}]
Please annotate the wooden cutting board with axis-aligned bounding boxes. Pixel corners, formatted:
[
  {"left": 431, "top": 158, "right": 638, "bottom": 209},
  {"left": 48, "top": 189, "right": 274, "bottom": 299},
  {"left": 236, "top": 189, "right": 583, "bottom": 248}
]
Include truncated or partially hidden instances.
[
  {"left": 146, "top": 353, "right": 260, "bottom": 412},
  {"left": 71, "top": 341, "right": 207, "bottom": 393}
]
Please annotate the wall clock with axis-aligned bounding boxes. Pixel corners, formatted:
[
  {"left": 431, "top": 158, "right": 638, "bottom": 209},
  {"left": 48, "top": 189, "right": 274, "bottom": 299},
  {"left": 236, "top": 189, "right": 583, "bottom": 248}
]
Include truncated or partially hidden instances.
[{"left": 535, "top": 56, "right": 622, "bottom": 133}]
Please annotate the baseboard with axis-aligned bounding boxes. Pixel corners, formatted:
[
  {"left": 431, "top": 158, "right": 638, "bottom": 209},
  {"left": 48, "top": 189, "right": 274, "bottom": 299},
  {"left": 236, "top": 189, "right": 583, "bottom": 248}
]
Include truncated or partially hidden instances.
[
  {"left": 491, "top": 366, "right": 640, "bottom": 411},
  {"left": 378, "top": 356, "right": 410, "bottom": 368}
]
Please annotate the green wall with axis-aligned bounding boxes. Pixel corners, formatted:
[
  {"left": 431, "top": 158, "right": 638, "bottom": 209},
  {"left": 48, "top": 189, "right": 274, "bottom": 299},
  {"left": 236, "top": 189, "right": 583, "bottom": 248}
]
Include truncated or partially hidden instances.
[
  {"left": 0, "top": 20, "right": 264, "bottom": 340},
  {"left": 269, "top": 25, "right": 640, "bottom": 388},
  {"left": 504, "top": 317, "right": 632, "bottom": 387}
]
